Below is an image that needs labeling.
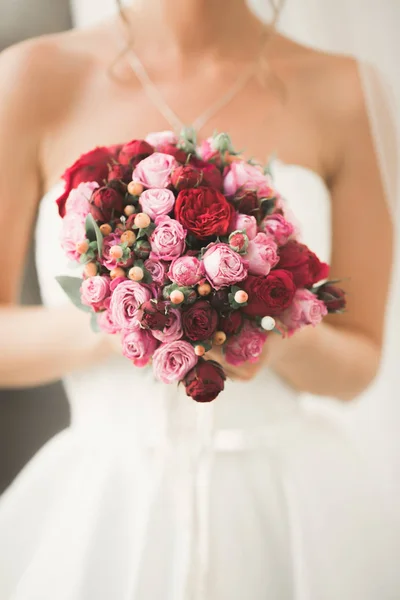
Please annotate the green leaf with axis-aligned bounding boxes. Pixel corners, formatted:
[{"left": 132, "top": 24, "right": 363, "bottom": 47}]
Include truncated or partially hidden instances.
[
  {"left": 55, "top": 276, "right": 91, "bottom": 313},
  {"left": 85, "top": 213, "right": 103, "bottom": 255}
]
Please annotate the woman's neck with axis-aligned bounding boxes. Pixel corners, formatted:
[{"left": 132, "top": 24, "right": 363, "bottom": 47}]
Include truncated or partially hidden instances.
[{"left": 128, "top": 0, "right": 263, "bottom": 59}]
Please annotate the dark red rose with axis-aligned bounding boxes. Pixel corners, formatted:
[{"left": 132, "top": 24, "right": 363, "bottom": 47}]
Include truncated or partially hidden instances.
[
  {"left": 183, "top": 359, "right": 226, "bottom": 403},
  {"left": 190, "top": 157, "right": 224, "bottom": 190},
  {"left": 242, "top": 270, "right": 296, "bottom": 317},
  {"left": 118, "top": 140, "right": 154, "bottom": 166},
  {"left": 317, "top": 284, "right": 346, "bottom": 313},
  {"left": 175, "top": 186, "right": 235, "bottom": 239},
  {"left": 218, "top": 310, "right": 243, "bottom": 335},
  {"left": 90, "top": 186, "right": 124, "bottom": 222},
  {"left": 158, "top": 143, "right": 188, "bottom": 164},
  {"left": 171, "top": 165, "right": 203, "bottom": 190},
  {"left": 57, "top": 146, "right": 117, "bottom": 217},
  {"left": 108, "top": 163, "right": 132, "bottom": 183},
  {"left": 182, "top": 300, "right": 218, "bottom": 341},
  {"left": 235, "top": 190, "right": 260, "bottom": 218},
  {"left": 139, "top": 300, "right": 170, "bottom": 331},
  {"left": 277, "top": 240, "right": 330, "bottom": 287},
  {"left": 210, "top": 289, "right": 231, "bottom": 314}
]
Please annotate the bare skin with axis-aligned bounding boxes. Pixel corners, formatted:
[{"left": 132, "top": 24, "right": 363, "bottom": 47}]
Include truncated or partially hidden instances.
[{"left": 0, "top": 0, "right": 393, "bottom": 398}]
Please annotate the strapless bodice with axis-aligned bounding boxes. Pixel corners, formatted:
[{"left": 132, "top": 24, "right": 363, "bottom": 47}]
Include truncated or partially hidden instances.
[{"left": 34, "top": 161, "right": 332, "bottom": 442}]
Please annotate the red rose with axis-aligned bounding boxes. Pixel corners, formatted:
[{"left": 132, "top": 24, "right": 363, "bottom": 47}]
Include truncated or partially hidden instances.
[
  {"left": 158, "top": 143, "right": 188, "bottom": 164},
  {"left": 218, "top": 310, "right": 243, "bottom": 335},
  {"left": 235, "top": 190, "right": 260, "bottom": 218},
  {"left": 317, "top": 284, "right": 346, "bottom": 313},
  {"left": 90, "top": 186, "right": 124, "bottom": 222},
  {"left": 108, "top": 163, "right": 132, "bottom": 183},
  {"left": 118, "top": 140, "right": 154, "bottom": 166},
  {"left": 278, "top": 240, "right": 330, "bottom": 287},
  {"left": 182, "top": 300, "right": 218, "bottom": 341},
  {"left": 139, "top": 300, "right": 170, "bottom": 331},
  {"left": 171, "top": 165, "right": 203, "bottom": 190},
  {"left": 190, "top": 157, "right": 224, "bottom": 190},
  {"left": 175, "top": 186, "right": 235, "bottom": 239},
  {"left": 183, "top": 359, "right": 226, "bottom": 403},
  {"left": 242, "top": 270, "right": 296, "bottom": 317},
  {"left": 56, "top": 146, "right": 117, "bottom": 217},
  {"left": 210, "top": 289, "right": 231, "bottom": 314}
]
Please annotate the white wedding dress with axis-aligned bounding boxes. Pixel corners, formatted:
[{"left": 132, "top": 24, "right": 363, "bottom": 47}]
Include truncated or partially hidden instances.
[{"left": 0, "top": 161, "right": 398, "bottom": 600}]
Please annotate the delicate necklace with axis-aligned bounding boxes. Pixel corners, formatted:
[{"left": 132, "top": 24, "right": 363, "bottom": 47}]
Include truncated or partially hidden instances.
[{"left": 124, "top": 23, "right": 276, "bottom": 136}]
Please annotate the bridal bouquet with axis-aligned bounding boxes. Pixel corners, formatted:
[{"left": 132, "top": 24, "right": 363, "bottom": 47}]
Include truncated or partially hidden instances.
[{"left": 56, "top": 130, "right": 345, "bottom": 402}]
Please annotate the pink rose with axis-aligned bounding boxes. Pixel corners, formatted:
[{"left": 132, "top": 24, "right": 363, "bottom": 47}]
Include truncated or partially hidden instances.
[
  {"left": 139, "top": 188, "right": 175, "bottom": 220},
  {"left": 202, "top": 243, "right": 248, "bottom": 290},
  {"left": 60, "top": 212, "right": 87, "bottom": 261},
  {"left": 168, "top": 256, "right": 204, "bottom": 287},
  {"left": 281, "top": 288, "right": 328, "bottom": 334},
  {"left": 197, "top": 137, "right": 219, "bottom": 162},
  {"left": 145, "top": 130, "right": 178, "bottom": 150},
  {"left": 153, "top": 340, "right": 197, "bottom": 384},
  {"left": 262, "top": 214, "right": 295, "bottom": 246},
  {"left": 144, "top": 259, "right": 169, "bottom": 285},
  {"left": 110, "top": 279, "right": 153, "bottom": 331},
  {"left": 101, "top": 233, "right": 133, "bottom": 270},
  {"left": 152, "top": 308, "right": 183, "bottom": 343},
  {"left": 224, "top": 320, "right": 267, "bottom": 366},
  {"left": 132, "top": 152, "right": 178, "bottom": 188},
  {"left": 149, "top": 215, "right": 186, "bottom": 261},
  {"left": 81, "top": 275, "right": 110, "bottom": 311},
  {"left": 224, "top": 161, "right": 271, "bottom": 197},
  {"left": 97, "top": 308, "right": 119, "bottom": 334},
  {"left": 65, "top": 181, "right": 99, "bottom": 216},
  {"left": 122, "top": 328, "right": 159, "bottom": 367},
  {"left": 232, "top": 213, "right": 258, "bottom": 240},
  {"left": 245, "top": 233, "right": 279, "bottom": 276}
]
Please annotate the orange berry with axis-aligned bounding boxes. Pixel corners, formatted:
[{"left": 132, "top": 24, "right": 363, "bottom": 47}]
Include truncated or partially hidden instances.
[
  {"left": 99, "top": 223, "right": 112, "bottom": 236},
  {"left": 128, "top": 266, "right": 144, "bottom": 282},
  {"left": 121, "top": 230, "right": 136, "bottom": 246},
  {"left": 110, "top": 267, "right": 126, "bottom": 280},
  {"left": 124, "top": 205, "right": 135, "bottom": 217},
  {"left": 170, "top": 290, "right": 185, "bottom": 304},
  {"left": 213, "top": 331, "right": 226, "bottom": 346},
  {"left": 197, "top": 283, "right": 212, "bottom": 296},
  {"left": 76, "top": 240, "right": 89, "bottom": 255},
  {"left": 234, "top": 290, "right": 248, "bottom": 304},
  {"left": 134, "top": 212, "right": 151, "bottom": 229},
  {"left": 194, "top": 345, "right": 206, "bottom": 357},
  {"left": 128, "top": 181, "right": 144, "bottom": 196},
  {"left": 84, "top": 262, "right": 98, "bottom": 277},
  {"left": 110, "top": 245, "right": 123, "bottom": 259}
]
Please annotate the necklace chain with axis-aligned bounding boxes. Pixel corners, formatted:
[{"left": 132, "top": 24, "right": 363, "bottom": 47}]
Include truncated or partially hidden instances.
[{"left": 125, "top": 25, "right": 274, "bottom": 136}]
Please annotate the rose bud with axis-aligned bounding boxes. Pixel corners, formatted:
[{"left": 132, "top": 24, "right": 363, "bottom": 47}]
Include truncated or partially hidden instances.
[
  {"left": 118, "top": 140, "right": 154, "bottom": 166},
  {"left": 127, "top": 181, "right": 144, "bottom": 196},
  {"left": 139, "top": 300, "right": 170, "bottom": 331},
  {"left": 110, "top": 267, "right": 126, "bottom": 280},
  {"left": 128, "top": 266, "right": 144, "bottom": 282},
  {"left": 317, "top": 284, "right": 346, "bottom": 313},
  {"left": 100, "top": 223, "right": 113, "bottom": 236},
  {"left": 183, "top": 359, "right": 226, "bottom": 403},
  {"left": 124, "top": 205, "right": 136, "bottom": 217},
  {"left": 108, "top": 163, "right": 132, "bottom": 183},
  {"left": 229, "top": 230, "right": 249, "bottom": 254},
  {"left": 235, "top": 190, "right": 260, "bottom": 217},
  {"left": 134, "top": 212, "right": 151, "bottom": 229},
  {"left": 210, "top": 289, "right": 231, "bottom": 314},
  {"left": 134, "top": 240, "right": 151, "bottom": 260},
  {"left": 84, "top": 262, "right": 98, "bottom": 277},
  {"left": 218, "top": 310, "right": 243, "bottom": 336},
  {"left": 190, "top": 157, "right": 224, "bottom": 190},
  {"left": 171, "top": 164, "right": 202, "bottom": 190},
  {"left": 90, "top": 186, "right": 124, "bottom": 222},
  {"left": 121, "top": 230, "right": 136, "bottom": 246}
]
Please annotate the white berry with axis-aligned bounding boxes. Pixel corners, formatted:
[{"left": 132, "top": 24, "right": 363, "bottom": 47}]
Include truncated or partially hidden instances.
[{"left": 261, "top": 316, "right": 276, "bottom": 331}]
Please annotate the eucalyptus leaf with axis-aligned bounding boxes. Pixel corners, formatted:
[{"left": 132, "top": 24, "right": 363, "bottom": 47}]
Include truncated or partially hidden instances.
[
  {"left": 85, "top": 213, "right": 103, "bottom": 255},
  {"left": 55, "top": 276, "right": 91, "bottom": 313}
]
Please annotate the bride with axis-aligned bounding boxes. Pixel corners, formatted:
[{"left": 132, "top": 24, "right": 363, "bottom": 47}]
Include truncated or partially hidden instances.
[{"left": 0, "top": 0, "right": 398, "bottom": 598}]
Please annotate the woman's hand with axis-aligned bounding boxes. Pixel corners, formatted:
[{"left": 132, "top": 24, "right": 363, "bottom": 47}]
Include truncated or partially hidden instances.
[{"left": 204, "top": 340, "right": 269, "bottom": 381}]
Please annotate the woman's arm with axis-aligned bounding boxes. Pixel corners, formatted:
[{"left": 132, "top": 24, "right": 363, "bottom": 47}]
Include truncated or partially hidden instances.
[
  {"left": 209, "top": 61, "right": 395, "bottom": 401},
  {"left": 0, "top": 40, "right": 112, "bottom": 388}
]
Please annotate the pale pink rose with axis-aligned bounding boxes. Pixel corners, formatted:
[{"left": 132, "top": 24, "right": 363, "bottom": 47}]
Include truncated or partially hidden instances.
[
  {"left": 144, "top": 259, "right": 169, "bottom": 285},
  {"left": 256, "top": 179, "right": 276, "bottom": 200},
  {"left": 149, "top": 215, "right": 186, "bottom": 261},
  {"left": 139, "top": 188, "right": 175, "bottom": 220},
  {"left": 281, "top": 288, "right": 328, "bottom": 334},
  {"left": 203, "top": 243, "right": 248, "bottom": 290},
  {"left": 81, "top": 275, "right": 111, "bottom": 311},
  {"left": 145, "top": 130, "right": 178, "bottom": 150},
  {"left": 168, "top": 256, "right": 204, "bottom": 287},
  {"left": 153, "top": 340, "right": 197, "bottom": 384},
  {"left": 122, "top": 328, "right": 159, "bottom": 367},
  {"left": 224, "top": 161, "right": 271, "bottom": 197},
  {"left": 97, "top": 308, "right": 120, "bottom": 334},
  {"left": 101, "top": 233, "right": 133, "bottom": 270},
  {"left": 262, "top": 213, "right": 295, "bottom": 246},
  {"left": 197, "top": 137, "right": 218, "bottom": 162},
  {"left": 132, "top": 152, "right": 178, "bottom": 188},
  {"left": 152, "top": 308, "right": 183, "bottom": 343},
  {"left": 110, "top": 280, "right": 153, "bottom": 331},
  {"left": 65, "top": 181, "right": 99, "bottom": 216},
  {"left": 245, "top": 233, "right": 279, "bottom": 276},
  {"left": 60, "top": 212, "right": 87, "bottom": 261},
  {"left": 224, "top": 320, "right": 267, "bottom": 366},
  {"left": 232, "top": 213, "right": 258, "bottom": 240}
]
